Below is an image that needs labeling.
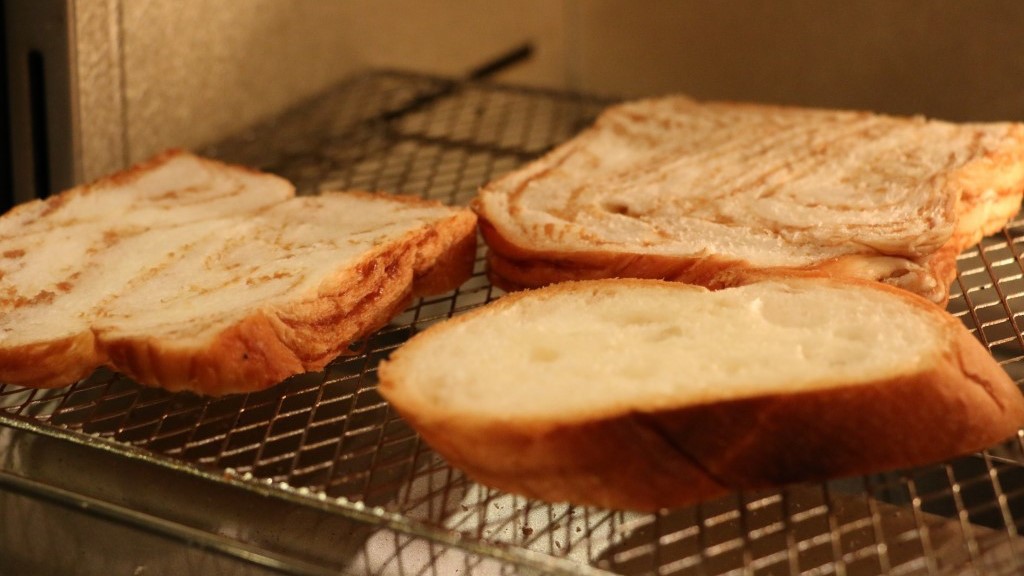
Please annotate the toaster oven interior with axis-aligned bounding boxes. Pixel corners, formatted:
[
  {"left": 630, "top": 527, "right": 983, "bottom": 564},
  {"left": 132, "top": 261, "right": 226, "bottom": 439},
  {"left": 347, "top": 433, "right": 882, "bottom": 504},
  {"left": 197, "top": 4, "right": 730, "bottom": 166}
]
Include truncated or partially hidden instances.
[{"left": 3, "top": 70, "right": 1024, "bottom": 575}]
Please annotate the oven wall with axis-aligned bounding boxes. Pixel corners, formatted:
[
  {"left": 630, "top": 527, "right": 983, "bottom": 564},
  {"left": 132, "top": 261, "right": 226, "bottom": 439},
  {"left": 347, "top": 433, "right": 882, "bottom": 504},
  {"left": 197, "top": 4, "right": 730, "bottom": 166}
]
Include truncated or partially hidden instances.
[
  {"left": 569, "top": 0, "right": 1024, "bottom": 121},
  {"left": 72, "top": 0, "right": 568, "bottom": 182},
  {"left": 69, "top": 0, "right": 1024, "bottom": 183}
]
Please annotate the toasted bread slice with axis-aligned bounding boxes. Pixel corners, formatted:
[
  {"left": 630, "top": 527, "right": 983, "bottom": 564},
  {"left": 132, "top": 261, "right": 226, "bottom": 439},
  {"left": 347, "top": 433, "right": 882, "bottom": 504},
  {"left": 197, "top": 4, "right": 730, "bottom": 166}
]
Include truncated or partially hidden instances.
[
  {"left": 378, "top": 278, "right": 1024, "bottom": 511},
  {"left": 0, "top": 151, "right": 294, "bottom": 387},
  {"left": 474, "top": 97, "right": 1024, "bottom": 303},
  {"left": 0, "top": 152, "right": 477, "bottom": 395},
  {"left": 93, "top": 191, "right": 476, "bottom": 395}
]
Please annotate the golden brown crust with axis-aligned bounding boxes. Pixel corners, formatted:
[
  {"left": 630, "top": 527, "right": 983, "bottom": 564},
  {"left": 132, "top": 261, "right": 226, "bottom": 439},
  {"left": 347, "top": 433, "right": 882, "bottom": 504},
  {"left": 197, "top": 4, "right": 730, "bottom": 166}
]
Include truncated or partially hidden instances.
[
  {"left": 93, "top": 149, "right": 191, "bottom": 188},
  {"left": 406, "top": 211, "right": 478, "bottom": 296},
  {"left": 482, "top": 215, "right": 955, "bottom": 303},
  {"left": 479, "top": 215, "right": 754, "bottom": 291},
  {"left": 644, "top": 330, "right": 1021, "bottom": 493},
  {"left": 100, "top": 207, "right": 477, "bottom": 395},
  {"left": 379, "top": 278, "right": 1024, "bottom": 511},
  {"left": 0, "top": 332, "right": 102, "bottom": 388},
  {"left": 101, "top": 312, "right": 306, "bottom": 395},
  {"left": 954, "top": 123, "right": 1024, "bottom": 240}
]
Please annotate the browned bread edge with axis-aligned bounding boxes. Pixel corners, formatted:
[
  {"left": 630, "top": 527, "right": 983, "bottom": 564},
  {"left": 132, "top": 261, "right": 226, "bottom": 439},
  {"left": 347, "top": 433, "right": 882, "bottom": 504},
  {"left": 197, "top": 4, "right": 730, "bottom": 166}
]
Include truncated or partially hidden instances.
[
  {"left": 0, "top": 332, "right": 100, "bottom": 388},
  {"left": 99, "top": 205, "right": 477, "bottom": 395},
  {"left": 478, "top": 215, "right": 954, "bottom": 304}
]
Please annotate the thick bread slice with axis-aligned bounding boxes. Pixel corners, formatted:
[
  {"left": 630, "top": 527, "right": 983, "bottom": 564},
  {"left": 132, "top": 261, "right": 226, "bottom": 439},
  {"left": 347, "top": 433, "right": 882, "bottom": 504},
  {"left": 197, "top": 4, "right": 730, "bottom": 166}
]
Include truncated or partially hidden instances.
[
  {"left": 0, "top": 150, "right": 294, "bottom": 387},
  {"left": 474, "top": 97, "right": 1024, "bottom": 303},
  {"left": 378, "top": 278, "right": 1024, "bottom": 511},
  {"left": 92, "top": 191, "right": 476, "bottom": 395}
]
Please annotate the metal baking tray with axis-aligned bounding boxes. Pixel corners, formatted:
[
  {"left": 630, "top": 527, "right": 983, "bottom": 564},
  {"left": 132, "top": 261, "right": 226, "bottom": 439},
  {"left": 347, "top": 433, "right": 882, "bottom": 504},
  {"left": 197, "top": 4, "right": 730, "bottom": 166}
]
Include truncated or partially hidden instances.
[{"left": 3, "top": 70, "right": 1024, "bottom": 575}]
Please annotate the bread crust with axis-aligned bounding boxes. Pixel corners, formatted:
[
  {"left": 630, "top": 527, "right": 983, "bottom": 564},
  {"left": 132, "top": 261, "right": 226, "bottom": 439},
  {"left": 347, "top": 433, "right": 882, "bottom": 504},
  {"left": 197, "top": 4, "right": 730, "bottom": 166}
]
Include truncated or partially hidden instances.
[
  {"left": 481, "top": 216, "right": 952, "bottom": 302},
  {"left": 378, "top": 278, "right": 1024, "bottom": 511},
  {"left": 99, "top": 207, "right": 476, "bottom": 395},
  {"left": 0, "top": 332, "right": 101, "bottom": 388},
  {"left": 478, "top": 200, "right": 1018, "bottom": 309},
  {"left": 955, "top": 123, "right": 1024, "bottom": 240}
]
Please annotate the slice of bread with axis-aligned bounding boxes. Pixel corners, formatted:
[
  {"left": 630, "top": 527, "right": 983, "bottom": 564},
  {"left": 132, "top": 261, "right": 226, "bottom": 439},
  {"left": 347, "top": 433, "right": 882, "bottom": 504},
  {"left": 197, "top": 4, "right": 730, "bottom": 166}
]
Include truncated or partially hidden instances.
[
  {"left": 93, "top": 191, "right": 476, "bottom": 395},
  {"left": 473, "top": 97, "right": 1024, "bottom": 304},
  {"left": 378, "top": 278, "right": 1024, "bottom": 511},
  {"left": 0, "top": 150, "right": 295, "bottom": 387},
  {"left": 0, "top": 153, "right": 477, "bottom": 395}
]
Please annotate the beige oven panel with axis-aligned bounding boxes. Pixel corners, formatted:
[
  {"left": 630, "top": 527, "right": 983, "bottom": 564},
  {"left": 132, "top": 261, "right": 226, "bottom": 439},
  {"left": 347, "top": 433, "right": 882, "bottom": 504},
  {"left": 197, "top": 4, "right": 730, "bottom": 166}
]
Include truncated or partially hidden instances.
[{"left": 64, "top": 1, "right": 1024, "bottom": 185}]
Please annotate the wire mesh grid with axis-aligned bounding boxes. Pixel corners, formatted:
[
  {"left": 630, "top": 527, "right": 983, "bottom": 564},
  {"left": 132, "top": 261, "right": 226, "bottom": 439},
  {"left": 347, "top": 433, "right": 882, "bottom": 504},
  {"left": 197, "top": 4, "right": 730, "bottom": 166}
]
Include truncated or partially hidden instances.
[{"left": 2, "top": 71, "right": 1024, "bottom": 575}]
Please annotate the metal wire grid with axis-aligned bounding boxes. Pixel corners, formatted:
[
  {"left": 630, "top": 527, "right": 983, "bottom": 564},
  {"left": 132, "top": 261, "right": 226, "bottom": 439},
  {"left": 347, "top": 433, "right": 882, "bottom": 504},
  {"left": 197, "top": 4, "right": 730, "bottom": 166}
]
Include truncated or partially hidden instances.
[{"left": 2, "top": 71, "right": 1024, "bottom": 575}]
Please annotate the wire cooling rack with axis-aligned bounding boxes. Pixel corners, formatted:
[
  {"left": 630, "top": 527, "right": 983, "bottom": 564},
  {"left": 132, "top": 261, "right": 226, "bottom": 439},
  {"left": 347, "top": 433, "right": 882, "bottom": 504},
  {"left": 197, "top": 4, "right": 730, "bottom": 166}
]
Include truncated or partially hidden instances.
[{"left": 3, "top": 70, "right": 1024, "bottom": 575}]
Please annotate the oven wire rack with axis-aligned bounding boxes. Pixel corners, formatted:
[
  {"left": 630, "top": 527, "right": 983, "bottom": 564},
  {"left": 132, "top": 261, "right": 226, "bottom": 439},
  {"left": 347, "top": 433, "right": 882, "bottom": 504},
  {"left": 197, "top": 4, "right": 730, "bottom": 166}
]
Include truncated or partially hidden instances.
[{"left": 3, "top": 70, "right": 1024, "bottom": 575}]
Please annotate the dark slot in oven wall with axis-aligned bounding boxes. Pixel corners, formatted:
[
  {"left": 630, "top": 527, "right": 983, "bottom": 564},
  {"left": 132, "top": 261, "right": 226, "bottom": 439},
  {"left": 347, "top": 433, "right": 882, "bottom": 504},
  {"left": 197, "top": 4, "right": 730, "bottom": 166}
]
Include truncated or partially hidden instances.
[
  {"left": 26, "top": 49, "right": 50, "bottom": 202},
  {"left": 2, "top": 0, "right": 75, "bottom": 208},
  {"left": 0, "top": 0, "right": 13, "bottom": 212}
]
